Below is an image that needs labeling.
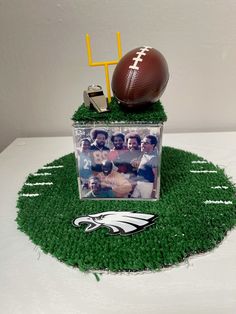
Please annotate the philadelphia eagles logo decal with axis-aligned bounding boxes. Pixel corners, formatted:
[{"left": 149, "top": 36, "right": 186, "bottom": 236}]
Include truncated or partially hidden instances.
[{"left": 73, "top": 211, "right": 156, "bottom": 236}]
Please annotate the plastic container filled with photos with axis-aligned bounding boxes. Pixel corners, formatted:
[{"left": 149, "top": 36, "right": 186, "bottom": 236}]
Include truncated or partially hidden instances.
[{"left": 73, "top": 123, "right": 163, "bottom": 200}]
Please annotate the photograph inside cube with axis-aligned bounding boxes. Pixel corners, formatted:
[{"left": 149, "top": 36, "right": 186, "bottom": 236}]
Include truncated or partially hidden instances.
[{"left": 73, "top": 124, "right": 163, "bottom": 200}]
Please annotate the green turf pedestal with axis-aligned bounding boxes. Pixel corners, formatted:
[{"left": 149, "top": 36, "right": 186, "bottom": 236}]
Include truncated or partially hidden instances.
[{"left": 16, "top": 147, "right": 236, "bottom": 272}]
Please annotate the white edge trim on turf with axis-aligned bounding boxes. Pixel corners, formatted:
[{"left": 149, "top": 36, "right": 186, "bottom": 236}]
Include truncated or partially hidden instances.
[
  {"left": 42, "top": 165, "right": 64, "bottom": 169},
  {"left": 24, "top": 182, "right": 53, "bottom": 186},
  {"left": 192, "top": 160, "right": 208, "bottom": 164},
  {"left": 19, "top": 193, "right": 40, "bottom": 197},
  {"left": 204, "top": 200, "right": 233, "bottom": 205},
  {"left": 33, "top": 173, "right": 52, "bottom": 176},
  {"left": 211, "top": 186, "right": 229, "bottom": 189},
  {"left": 190, "top": 170, "right": 217, "bottom": 173}
]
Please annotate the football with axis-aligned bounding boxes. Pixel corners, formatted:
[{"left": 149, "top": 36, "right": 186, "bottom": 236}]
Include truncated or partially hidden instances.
[{"left": 111, "top": 46, "right": 169, "bottom": 109}]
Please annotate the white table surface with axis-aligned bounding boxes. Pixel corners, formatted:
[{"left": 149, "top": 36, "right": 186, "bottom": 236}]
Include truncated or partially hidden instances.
[{"left": 0, "top": 132, "right": 236, "bottom": 314}]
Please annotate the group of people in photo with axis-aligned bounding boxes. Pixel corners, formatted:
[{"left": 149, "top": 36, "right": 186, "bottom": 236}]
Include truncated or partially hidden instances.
[{"left": 77, "top": 128, "right": 159, "bottom": 199}]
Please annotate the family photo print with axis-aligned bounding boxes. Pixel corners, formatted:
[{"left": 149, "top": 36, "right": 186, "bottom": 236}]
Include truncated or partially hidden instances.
[{"left": 73, "top": 123, "right": 163, "bottom": 201}]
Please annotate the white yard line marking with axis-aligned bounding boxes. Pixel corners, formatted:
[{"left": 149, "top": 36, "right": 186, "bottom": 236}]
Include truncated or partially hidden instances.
[
  {"left": 33, "top": 172, "right": 52, "bottom": 176},
  {"left": 204, "top": 200, "right": 233, "bottom": 205},
  {"left": 211, "top": 186, "right": 229, "bottom": 190},
  {"left": 192, "top": 161, "right": 208, "bottom": 164},
  {"left": 42, "top": 165, "right": 64, "bottom": 169},
  {"left": 19, "top": 193, "right": 40, "bottom": 197},
  {"left": 25, "top": 182, "right": 53, "bottom": 186},
  {"left": 190, "top": 170, "right": 217, "bottom": 173}
]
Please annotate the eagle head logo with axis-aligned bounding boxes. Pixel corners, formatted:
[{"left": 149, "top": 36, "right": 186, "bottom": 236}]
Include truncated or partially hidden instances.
[{"left": 73, "top": 211, "right": 156, "bottom": 236}]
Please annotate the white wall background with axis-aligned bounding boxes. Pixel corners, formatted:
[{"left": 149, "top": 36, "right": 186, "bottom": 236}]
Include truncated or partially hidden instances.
[{"left": 0, "top": 0, "right": 236, "bottom": 152}]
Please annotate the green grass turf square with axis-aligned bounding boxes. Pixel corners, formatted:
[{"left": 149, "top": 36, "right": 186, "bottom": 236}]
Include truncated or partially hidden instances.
[{"left": 72, "top": 97, "right": 167, "bottom": 123}]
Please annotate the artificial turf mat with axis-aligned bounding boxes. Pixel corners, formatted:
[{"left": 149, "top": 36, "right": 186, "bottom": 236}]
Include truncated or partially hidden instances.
[
  {"left": 72, "top": 97, "right": 167, "bottom": 124},
  {"left": 16, "top": 147, "right": 236, "bottom": 272}
]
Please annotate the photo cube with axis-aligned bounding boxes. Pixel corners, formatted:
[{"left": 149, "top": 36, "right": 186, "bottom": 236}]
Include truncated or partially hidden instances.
[{"left": 73, "top": 122, "right": 163, "bottom": 201}]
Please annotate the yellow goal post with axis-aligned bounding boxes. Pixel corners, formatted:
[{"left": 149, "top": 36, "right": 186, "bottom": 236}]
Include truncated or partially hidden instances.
[{"left": 85, "top": 32, "right": 122, "bottom": 103}]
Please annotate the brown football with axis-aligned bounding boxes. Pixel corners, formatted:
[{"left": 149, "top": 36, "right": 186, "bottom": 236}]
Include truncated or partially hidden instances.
[{"left": 111, "top": 46, "right": 169, "bottom": 109}]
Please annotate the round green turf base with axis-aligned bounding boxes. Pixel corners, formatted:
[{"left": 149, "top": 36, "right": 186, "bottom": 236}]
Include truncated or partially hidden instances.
[{"left": 16, "top": 147, "right": 236, "bottom": 272}]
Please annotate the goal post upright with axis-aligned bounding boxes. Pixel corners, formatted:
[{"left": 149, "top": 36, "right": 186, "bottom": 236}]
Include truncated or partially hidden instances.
[{"left": 85, "top": 32, "right": 122, "bottom": 103}]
